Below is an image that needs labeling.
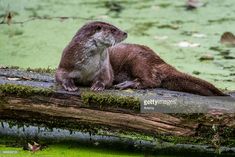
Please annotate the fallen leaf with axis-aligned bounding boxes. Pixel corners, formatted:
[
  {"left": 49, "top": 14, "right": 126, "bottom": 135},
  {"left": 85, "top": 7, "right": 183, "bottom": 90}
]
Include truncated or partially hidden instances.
[
  {"left": 220, "top": 32, "right": 235, "bottom": 46},
  {"left": 176, "top": 41, "right": 200, "bottom": 48},
  {"left": 154, "top": 35, "right": 168, "bottom": 40},
  {"left": 27, "top": 142, "right": 41, "bottom": 152},
  {"left": 28, "top": 143, "right": 33, "bottom": 150},
  {"left": 186, "top": 0, "right": 207, "bottom": 10},
  {"left": 192, "top": 33, "right": 206, "bottom": 38}
]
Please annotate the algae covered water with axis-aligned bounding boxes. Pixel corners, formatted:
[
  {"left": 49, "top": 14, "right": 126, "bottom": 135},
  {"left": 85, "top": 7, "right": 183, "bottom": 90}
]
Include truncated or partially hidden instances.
[
  {"left": 0, "top": 0, "right": 235, "bottom": 90},
  {"left": 0, "top": 0, "right": 235, "bottom": 156}
]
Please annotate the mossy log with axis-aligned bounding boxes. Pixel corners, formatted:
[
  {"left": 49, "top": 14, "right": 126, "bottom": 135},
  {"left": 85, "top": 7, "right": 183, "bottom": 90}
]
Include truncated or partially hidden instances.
[{"left": 0, "top": 67, "right": 235, "bottom": 154}]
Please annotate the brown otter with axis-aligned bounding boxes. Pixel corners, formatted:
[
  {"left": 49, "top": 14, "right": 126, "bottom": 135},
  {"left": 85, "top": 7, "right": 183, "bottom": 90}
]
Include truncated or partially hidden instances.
[
  {"left": 97, "top": 43, "right": 226, "bottom": 96},
  {"left": 55, "top": 21, "right": 127, "bottom": 91}
]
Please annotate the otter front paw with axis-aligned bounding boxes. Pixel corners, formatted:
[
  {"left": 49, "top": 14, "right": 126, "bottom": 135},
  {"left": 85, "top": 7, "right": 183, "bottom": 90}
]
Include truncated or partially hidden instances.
[
  {"left": 62, "top": 79, "right": 78, "bottom": 92},
  {"left": 91, "top": 81, "right": 105, "bottom": 91}
]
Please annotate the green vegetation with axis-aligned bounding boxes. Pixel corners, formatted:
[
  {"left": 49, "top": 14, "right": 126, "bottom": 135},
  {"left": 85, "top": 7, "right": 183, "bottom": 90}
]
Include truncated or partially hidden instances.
[
  {"left": 0, "top": 143, "right": 145, "bottom": 157},
  {"left": 81, "top": 91, "right": 140, "bottom": 111},
  {"left": 0, "top": 84, "right": 53, "bottom": 97}
]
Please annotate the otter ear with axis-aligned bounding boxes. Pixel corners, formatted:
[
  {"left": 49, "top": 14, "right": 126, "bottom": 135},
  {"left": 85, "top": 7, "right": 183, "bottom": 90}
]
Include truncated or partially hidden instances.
[{"left": 96, "top": 25, "right": 102, "bottom": 31}]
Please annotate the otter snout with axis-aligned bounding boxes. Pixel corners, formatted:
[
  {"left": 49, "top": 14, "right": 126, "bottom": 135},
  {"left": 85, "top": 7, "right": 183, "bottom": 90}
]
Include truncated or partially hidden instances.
[
  {"left": 123, "top": 32, "right": 127, "bottom": 38},
  {"left": 118, "top": 31, "right": 127, "bottom": 42}
]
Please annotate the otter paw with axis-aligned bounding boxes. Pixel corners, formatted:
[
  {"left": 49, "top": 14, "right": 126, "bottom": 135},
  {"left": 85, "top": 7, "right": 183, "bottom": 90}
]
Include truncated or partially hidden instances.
[
  {"left": 62, "top": 80, "right": 78, "bottom": 92},
  {"left": 91, "top": 81, "right": 105, "bottom": 91}
]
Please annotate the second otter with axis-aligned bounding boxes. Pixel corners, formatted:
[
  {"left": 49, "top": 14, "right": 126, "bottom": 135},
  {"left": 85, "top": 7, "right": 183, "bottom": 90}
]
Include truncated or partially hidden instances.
[{"left": 96, "top": 43, "right": 226, "bottom": 96}]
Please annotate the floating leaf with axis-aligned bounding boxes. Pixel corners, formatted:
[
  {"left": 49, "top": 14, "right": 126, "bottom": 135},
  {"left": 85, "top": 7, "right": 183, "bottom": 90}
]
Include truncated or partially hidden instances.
[
  {"left": 154, "top": 35, "right": 168, "bottom": 40},
  {"left": 96, "top": 15, "right": 109, "bottom": 19},
  {"left": 176, "top": 41, "right": 200, "bottom": 48},
  {"left": 193, "top": 71, "right": 200, "bottom": 75},
  {"left": 220, "top": 32, "right": 235, "bottom": 46},
  {"left": 192, "top": 33, "right": 206, "bottom": 38},
  {"left": 6, "top": 12, "right": 13, "bottom": 25},
  {"left": 223, "top": 55, "right": 235, "bottom": 59},
  {"left": 186, "top": 0, "right": 207, "bottom": 10},
  {"left": 157, "top": 24, "right": 179, "bottom": 30},
  {"left": 199, "top": 54, "right": 214, "bottom": 61}
]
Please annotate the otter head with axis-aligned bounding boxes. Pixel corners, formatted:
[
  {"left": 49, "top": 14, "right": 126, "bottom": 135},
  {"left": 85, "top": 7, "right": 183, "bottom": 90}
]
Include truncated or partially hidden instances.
[{"left": 77, "top": 21, "right": 127, "bottom": 48}]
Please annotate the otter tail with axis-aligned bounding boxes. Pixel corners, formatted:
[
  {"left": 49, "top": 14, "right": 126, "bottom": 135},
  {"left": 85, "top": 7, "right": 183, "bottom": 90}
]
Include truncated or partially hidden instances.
[{"left": 161, "top": 72, "right": 227, "bottom": 96}]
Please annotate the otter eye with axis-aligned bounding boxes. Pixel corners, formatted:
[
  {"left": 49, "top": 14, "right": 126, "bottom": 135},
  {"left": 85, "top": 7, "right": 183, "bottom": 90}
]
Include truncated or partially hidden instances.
[
  {"left": 111, "top": 28, "right": 116, "bottom": 33},
  {"left": 96, "top": 26, "right": 102, "bottom": 31}
]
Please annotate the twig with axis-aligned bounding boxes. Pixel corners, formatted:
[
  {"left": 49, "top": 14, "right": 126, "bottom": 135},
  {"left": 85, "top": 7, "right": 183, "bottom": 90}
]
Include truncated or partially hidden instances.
[{"left": 0, "top": 16, "right": 93, "bottom": 25}]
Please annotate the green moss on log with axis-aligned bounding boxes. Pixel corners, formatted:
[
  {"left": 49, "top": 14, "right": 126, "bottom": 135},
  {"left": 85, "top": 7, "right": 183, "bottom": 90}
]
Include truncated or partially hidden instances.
[
  {"left": 26, "top": 67, "right": 56, "bottom": 74},
  {"left": 81, "top": 91, "right": 140, "bottom": 111},
  {"left": 0, "top": 84, "right": 53, "bottom": 97}
]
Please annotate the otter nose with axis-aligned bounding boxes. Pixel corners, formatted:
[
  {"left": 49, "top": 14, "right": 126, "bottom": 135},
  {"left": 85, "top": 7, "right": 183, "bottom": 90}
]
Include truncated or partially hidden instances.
[{"left": 123, "top": 32, "right": 127, "bottom": 38}]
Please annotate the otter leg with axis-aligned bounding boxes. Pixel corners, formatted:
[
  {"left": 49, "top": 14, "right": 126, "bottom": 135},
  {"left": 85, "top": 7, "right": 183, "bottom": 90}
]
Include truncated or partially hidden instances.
[
  {"left": 55, "top": 69, "right": 78, "bottom": 92},
  {"left": 91, "top": 65, "right": 113, "bottom": 91},
  {"left": 91, "top": 52, "right": 114, "bottom": 91}
]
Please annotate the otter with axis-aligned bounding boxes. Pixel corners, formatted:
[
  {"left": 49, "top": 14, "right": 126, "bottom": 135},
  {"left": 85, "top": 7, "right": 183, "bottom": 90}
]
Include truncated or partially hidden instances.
[
  {"left": 55, "top": 21, "right": 127, "bottom": 91},
  {"left": 95, "top": 43, "right": 226, "bottom": 96}
]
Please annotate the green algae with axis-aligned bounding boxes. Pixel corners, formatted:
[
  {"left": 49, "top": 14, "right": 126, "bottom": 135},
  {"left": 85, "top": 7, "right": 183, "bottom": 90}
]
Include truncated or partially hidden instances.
[
  {"left": 81, "top": 91, "right": 140, "bottom": 111},
  {"left": 0, "top": 84, "right": 53, "bottom": 97},
  {"left": 0, "top": 143, "right": 145, "bottom": 157},
  {"left": 0, "top": 0, "right": 234, "bottom": 90}
]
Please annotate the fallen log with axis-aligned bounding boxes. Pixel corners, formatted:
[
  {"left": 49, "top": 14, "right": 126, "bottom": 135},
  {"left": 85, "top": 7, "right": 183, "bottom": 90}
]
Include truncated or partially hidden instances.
[{"left": 0, "top": 67, "right": 235, "bottom": 155}]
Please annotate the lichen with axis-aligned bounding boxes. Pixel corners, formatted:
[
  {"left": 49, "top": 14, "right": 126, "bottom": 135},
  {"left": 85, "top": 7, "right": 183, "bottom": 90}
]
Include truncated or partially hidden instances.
[
  {"left": 81, "top": 91, "right": 140, "bottom": 111},
  {"left": 0, "top": 84, "right": 53, "bottom": 97}
]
